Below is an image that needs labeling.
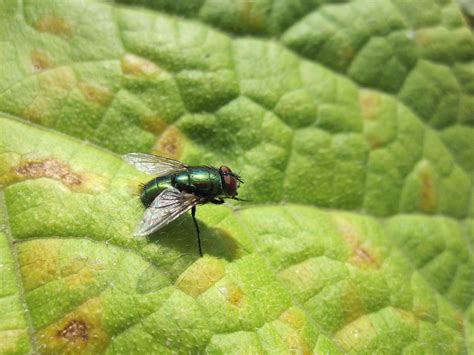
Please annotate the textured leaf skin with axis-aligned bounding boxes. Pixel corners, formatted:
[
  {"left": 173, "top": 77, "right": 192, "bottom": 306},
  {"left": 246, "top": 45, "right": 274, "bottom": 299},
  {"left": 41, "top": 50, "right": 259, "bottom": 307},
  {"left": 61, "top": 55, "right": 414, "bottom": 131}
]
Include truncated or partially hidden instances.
[{"left": 0, "top": 0, "right": 473, "bottom": 354}]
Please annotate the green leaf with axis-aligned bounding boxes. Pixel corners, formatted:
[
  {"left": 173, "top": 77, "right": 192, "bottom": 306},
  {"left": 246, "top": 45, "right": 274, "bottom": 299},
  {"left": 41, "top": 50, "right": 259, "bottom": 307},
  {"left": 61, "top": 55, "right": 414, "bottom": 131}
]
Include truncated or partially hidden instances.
[{"left": 0, "top": 0, "right": 473, "bottom": 353}]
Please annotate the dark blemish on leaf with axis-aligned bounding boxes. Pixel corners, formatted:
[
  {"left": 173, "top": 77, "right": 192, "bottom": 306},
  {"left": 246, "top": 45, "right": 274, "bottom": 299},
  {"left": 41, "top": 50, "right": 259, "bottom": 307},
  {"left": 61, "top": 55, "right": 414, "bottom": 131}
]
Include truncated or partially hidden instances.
[
  {"left": 419, "top": 162, "right": 437, "bottom": 213},
  {"left": 78, "top": 82, "right": 113, "bottom": 107},
  {"left": 153, "top": 126, "right": 183, "bottom": 160},
  {"left": 350, "top": 244, "right": 380, "bottom": 269},
  {"left": 31, "top": 50, "right": 55, "bottom": 72},
  {"left": 34, "top": 14, "right": 73, "bottom": 38},
  {"left": 57, "top": 320, "right": 88, "bottom": 341},
  {"left": 15, "top": 159, "right": 81, "bottom": 186}
]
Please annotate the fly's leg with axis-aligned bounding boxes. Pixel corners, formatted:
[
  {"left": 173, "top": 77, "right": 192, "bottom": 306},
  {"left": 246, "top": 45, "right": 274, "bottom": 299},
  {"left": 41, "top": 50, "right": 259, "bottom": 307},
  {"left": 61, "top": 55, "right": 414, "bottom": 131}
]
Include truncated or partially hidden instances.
[
  {"left": 191, "top": 206, "right": 203, "bottom": 257},
  {"left": 210, "top": 197, "right": 225, "bottom": 204}
]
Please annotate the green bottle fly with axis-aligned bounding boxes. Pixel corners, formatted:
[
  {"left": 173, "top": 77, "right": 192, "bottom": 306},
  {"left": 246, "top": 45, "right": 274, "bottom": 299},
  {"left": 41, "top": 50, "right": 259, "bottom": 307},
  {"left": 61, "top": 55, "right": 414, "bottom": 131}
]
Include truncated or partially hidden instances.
[{"left": 123, "top": 154, "right": 243, "bottom": 256}]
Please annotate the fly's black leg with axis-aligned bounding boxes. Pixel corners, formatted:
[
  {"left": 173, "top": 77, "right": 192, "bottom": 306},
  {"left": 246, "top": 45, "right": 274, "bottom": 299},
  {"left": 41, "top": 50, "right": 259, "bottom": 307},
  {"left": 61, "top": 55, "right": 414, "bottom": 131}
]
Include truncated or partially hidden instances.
[
  {"left": 191, "top": 206, "right": 203, "bottom": 257},
  {"left": 210, "top": 198, "right": 225, "bottom": 204}
]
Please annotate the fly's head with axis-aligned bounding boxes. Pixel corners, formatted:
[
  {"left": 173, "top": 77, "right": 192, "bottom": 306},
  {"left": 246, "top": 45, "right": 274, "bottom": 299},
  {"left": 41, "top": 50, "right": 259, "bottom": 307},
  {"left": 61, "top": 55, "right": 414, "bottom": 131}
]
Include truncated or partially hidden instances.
[{"left": 219, "top": 166, "right": 243, "bottom": 198}]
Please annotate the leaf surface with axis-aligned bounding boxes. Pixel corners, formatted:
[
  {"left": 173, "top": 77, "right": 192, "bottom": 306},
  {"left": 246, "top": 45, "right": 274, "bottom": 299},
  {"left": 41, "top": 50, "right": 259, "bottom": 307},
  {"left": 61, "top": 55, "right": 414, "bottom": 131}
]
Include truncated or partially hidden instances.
[{"left": 0, "top": 0, "right": 473, "bottom": 353}]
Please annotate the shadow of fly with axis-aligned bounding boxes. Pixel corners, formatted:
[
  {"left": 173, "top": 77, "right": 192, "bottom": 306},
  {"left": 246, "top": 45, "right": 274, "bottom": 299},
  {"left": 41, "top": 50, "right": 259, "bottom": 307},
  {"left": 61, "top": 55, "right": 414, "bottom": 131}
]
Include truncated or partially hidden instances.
[{"left": 123, "top": 153, "right": 243, "bottom": 256}]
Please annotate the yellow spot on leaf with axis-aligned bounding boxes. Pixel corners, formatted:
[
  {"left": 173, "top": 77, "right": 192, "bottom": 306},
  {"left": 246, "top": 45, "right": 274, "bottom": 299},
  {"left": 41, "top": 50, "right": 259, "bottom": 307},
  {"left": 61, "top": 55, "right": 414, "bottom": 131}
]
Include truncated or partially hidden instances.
[
  {"left": 42, "top": 66, "right": 77, "bottom": 91},
  {"left": 176, "top": 257, "right": 225, "bottom": 298},
  {"left": 279, "top": 307, "right": 306, "bottom": 331},
  {"left": 78, "top": 82, "right": 113, "bottom": 107},
  {"left": 0, "top": 330, "right": 29, "bottom": 354},
  {"left": 31, "top": 50, "right": 55, "bottom": 72},
  {"left": 34, "top": 14, "right": 73, "bottom": 38},
  {"left": 341, "top": 281, "right": 365, "bottom": 324},
  {"left": 218, "top": 282, "right": 243, "bottom": 308},
  {"left": 152, "top": 125, "right": 184, "bottom": 160},
  {"left": 142, "top": 116, "right": 167, "bottom": 136},
  {"left": 121, "top": 54, "right": 161, "bottom": 76},
  {"left": 17, "top": 240, "right": 102, "bottom": 291},
  {"left": 62, "top": 255, "right": 104, "bottom": 290},
  {"left": 333, "top": 313, "right": 375, "bottom": 351},
  {"left": 17, "top": 240, "right": 62, "bottom": 291},
  {"left": 23, "top": 96, "right": 51, "bottom": 123},
  {"left": 36, "top": 298, "right": 108, "bottom": 354},
  {"left": 284, "top": 333, "right": 312, "bottom": 355},
  {"left": 23, "top": 67, "right": 76, "bottom": 123}
]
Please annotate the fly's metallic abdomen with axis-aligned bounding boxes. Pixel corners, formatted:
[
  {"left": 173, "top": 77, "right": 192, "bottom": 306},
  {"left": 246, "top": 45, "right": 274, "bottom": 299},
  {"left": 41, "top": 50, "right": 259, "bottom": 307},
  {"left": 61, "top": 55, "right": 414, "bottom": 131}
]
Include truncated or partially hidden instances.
[{"left": 140, "top": 175, "right": 173, "bottom": 207}]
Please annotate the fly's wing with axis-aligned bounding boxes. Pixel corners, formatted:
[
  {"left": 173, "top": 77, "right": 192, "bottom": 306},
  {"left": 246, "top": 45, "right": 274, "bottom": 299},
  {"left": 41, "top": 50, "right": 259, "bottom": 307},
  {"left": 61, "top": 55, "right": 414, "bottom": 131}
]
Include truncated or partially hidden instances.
[
  {"left": 122, "top": 153, "right": 188, "bottom": 176},
  {"left": 134, "top": 187, "right": 201, "bottom": 236}
]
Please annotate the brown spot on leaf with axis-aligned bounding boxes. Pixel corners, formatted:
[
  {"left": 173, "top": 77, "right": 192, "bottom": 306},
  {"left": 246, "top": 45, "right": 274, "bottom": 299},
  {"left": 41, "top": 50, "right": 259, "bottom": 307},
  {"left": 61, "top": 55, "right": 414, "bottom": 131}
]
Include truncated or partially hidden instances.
[
  {"left": 78, "top": 82, "right": 113, "bottom": 106},
  {"left": 34, "top": 14, "right": 73, "bottom": 38},
  {"left": 152, "top": 125, "right": 183, "bottom": 160},
  {"left": 418, "top": 160, "right": 437, "bottom": 213},
  {"left": 334, "top": 216, "right": 381, "bottom": 269},
  {"left": 37, "top": 298, "right": 108, "bottom": 353},
  {"left": 57, "top": 320, "right": 88, "bottom": 341},
  {"left": 121, "top": 53, "right": 160, "bottom": 76},
  {"left": 11, "top": 159, "right": 108, "bottom": 194},
  {"left": 15, "top": 159, "right": 81, "bottom": 186},
  {"left": 31, "top": 50, "right": 55, "bottom": 72}
]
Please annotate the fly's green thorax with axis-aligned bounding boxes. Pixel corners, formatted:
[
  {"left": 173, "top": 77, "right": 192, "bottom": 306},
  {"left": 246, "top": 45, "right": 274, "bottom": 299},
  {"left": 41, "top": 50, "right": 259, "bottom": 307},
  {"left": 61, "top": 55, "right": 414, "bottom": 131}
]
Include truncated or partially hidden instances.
[{"left": 140, "top": 167, "right": 223, "bottom": 207}]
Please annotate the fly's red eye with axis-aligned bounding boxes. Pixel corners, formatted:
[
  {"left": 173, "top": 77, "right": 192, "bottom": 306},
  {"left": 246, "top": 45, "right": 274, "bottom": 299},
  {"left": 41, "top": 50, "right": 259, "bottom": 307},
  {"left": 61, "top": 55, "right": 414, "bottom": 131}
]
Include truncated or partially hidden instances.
[{"left": 219, "top": 166, "right": 237, "bottom": 196}]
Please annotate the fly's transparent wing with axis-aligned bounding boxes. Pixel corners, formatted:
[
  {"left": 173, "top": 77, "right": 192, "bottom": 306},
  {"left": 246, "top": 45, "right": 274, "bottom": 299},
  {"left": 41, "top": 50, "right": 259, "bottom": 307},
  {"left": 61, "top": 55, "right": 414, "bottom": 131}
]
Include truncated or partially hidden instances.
[
  {"left": 134, "top": 187, "right": 201, "bottom": 236},
  {"left": 122, "top": 153, "right": 188, "bottom": 176}
]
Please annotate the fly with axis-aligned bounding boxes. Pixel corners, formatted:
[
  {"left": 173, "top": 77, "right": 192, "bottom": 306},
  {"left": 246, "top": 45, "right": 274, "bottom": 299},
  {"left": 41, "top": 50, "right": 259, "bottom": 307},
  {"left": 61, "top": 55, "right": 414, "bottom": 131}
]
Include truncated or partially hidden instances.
[{"left": 123, "top": 153, "right": 243, "bottom": 256}]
